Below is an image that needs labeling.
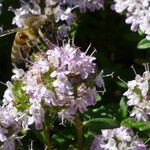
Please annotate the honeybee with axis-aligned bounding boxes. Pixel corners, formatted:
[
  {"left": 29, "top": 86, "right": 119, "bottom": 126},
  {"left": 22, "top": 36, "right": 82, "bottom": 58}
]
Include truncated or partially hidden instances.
[{"left": 0, "top": 14, "right": 54, "bottom": 64}]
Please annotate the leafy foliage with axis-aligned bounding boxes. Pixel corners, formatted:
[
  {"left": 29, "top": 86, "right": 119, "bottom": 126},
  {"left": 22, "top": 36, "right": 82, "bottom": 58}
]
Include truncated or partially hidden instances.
[
  {"left": 83, "top": 118, "right": 119, "bottom": 133},
  {"left": 122, "top": 118, "right": 150, "bottom": 131}
]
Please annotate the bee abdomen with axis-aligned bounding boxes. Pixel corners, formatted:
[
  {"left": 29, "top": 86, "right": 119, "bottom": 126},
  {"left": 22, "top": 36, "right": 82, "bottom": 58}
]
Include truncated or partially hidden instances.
[{"left": 11, "top": 40, "right": 23, "bottom": 63}]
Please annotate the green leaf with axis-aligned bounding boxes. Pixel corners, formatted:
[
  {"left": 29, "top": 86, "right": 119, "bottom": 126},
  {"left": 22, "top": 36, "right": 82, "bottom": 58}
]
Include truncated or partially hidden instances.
[
  {"left": 92, "top": 106, "right": 106, "bottom": 113},
  {"left": 122, "top": 118, "right": 150, "bottom": 131},
  {"left": 12, "top": 80, "right": 30, "bottom": 111},
  {"left": 52, "top": 134, "right": 65, "bottom": 144},
  {"left": 137, "top": 38, "right": 150, "bottom": 49},
  {"left": 39, "top": 43, "right": 46, "bottom": 50},
  {"left": 83, "top": 118, "right": 119, "bottom": 133},
  {"left": 84, "top": 131, "right": 93, "bottom": 150},
  {"left": 116, "top": 81, "right": 127, "bottom": 88},
  {"left": 118, "top": 97, "right": 128, "bottom": 119}
]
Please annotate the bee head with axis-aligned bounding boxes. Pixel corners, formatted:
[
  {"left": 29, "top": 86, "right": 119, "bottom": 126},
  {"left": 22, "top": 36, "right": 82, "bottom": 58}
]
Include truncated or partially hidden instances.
[
  {"left": 38, "top": 19, "right": 54, "bottom": 39},
  {"left": 16, "top": 31, "right": 29, "bottom": 44},
  {"left": 19, "top": 33, "right": 28, "bottom": 39}
]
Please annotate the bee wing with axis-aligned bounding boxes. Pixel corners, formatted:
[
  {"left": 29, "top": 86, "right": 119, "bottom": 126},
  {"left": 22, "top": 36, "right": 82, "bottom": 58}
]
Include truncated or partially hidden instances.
[{"left": 0, "top": 28, "right": 23, "bottom": 37}]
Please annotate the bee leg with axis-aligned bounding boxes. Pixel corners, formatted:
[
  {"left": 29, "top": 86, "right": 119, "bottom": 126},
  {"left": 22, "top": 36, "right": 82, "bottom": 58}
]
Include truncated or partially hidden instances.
[
  {"left": 20, "top": 45, "right": 31, "bottom": 60},
  {"left": 33, "top": 41, "right": 47, "bottom": 55},
  {"left": 39, "top": 36, "right": 54, "bottom": 49},
  {"left": 26, "top": 40, "right": 35, "bottom": 47}
]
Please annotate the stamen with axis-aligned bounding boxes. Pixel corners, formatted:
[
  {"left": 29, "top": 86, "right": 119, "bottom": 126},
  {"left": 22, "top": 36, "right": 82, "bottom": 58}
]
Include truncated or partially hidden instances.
[
  {"left": 144, "top": 137, "right": 150, "bottom": 144},
  {"left": 62, "top": 39, "right": 66, "bottom": 47},
  {"left": 97, "top": 88, "right": 106, "bottom": 95},
  {"left": 90, "top": 48, "right": 97, "bottom": 57},
  {"left": 85, "top": 43, "right": 91, "bottom": 54},
  {"left": 131, "top": 65, "right": 137, "bottom": 75},
  {"left": 8, "top": 6, "right": 14, "bottom": 12},
  {"left": 71, "top": 36, "right": 75, "bottom": 46},
  {"left": 103, "top": 72, "right": 114, "bottom": 78},
  {"left": 117, "top": 76, "right": 127, "bottom": 84},
  {"left": 143, "top": 63, "right": 149, "bottom": 71},
  {"left": 71, "top": 5, "right": 79, "bottom": 11},
  {"left": 60, "top": 113, "right": 65, "bottom": 125},
  {"left": 12, "top": 62, "right": 17, "bottom": 68},
  {"left": 68, "top": 38, "right": 71, "bottom": 45},
  {"left": 28, "top": 141, "right": 33, "bottom": 150},
  {"left": 45, "top": 146, "right": 48, "bottom": 150}
]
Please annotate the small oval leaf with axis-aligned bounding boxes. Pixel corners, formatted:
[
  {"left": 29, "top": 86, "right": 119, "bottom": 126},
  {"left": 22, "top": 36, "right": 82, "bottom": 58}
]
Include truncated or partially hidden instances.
[
  {"left": 137, "top": 38, "right": 150, "bottom": 49},
  {"left": 118, "top": 97, "right": 128, "bottom": 120},
  {"left": 83, "top": 118, "right": 119, "bottom": 133}
]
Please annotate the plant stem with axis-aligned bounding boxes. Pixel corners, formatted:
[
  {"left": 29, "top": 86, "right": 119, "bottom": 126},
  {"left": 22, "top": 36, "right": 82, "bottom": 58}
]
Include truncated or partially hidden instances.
[
  {"left": 74, "top": 115, "right": 83, "bottom": 150},
  {"left": 43, "top": 123, "right": 52, "bottom": 150}
]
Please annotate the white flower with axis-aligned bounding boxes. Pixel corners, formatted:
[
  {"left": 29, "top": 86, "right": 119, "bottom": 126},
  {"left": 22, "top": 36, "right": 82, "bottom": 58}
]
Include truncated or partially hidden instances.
[
  {"left": 3, "top": 137, "right": 15, "bottom": 150},
  {"left": 11, "top": 68, "right": 25, "bottom": 81},
  {"left": 130, "top": 107, "right": 149, "bottom": 121},
  {"left": 91, "top": 126, "right": 147, "bottom": 150},
  {"left": 33, "top": 58, "right": 49, "bottom": 73},
  {"left": 2, "top": 82, "right": 14, "bottom": 106},
  {"left": 112, "top": 0, "right": 150, "bottom": 39},
  {"left": 115, "top": 127, "right": 133, "bottom": 142},
  {"left": 0, "top": 128, "right": 8, "bottom": 142},
  {"left": 9, "top": 1, "right": 41, "bottom": 27},
  {"left": 124, "top": 65, "right": 150, "bottom": 121},
  {"left": 126, "top": 92, "right": 140, "bottom": 106},
  {"left": 139, "top": 80, "right": 149, "bottom": 96},
  {"left": 100, "top": 138, "right": 118, "bottom": 150}
]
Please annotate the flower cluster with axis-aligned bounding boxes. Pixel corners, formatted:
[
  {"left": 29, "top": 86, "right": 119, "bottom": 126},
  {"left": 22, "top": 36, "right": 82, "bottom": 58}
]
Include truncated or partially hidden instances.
[
  {"left": 9, "top": 0, "right": 105, "bottom": 38},
  {"left": 62, "top": 0, "right": 104, "bottom": 13},
  {"left": 0, "top": 42, "right": 104, "bottom": 148},
  {"left": 8, "top": 0, "right": 41, "bottom": 27},
  {"left": 112, "top": 0, "right": 150, "bottom": 39},
  {"left": 91, "top": 126, "right": 147, "bottom": 150},
  {"left": 0, "top": 81, "right": 31, "bottom": 149},
  {"left": 0, "top": 80, "right": 35, "bottom": 149},
  {"left": 21, "top": 42, "right": 104, "bottom": 125},
  {"left": 124, "top": 64, "right": 150, "bottom": 121}
]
